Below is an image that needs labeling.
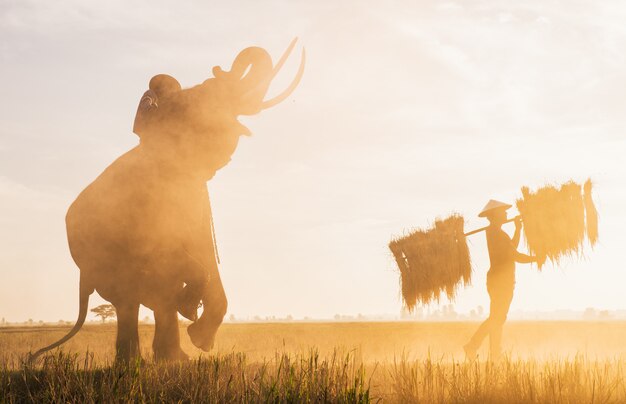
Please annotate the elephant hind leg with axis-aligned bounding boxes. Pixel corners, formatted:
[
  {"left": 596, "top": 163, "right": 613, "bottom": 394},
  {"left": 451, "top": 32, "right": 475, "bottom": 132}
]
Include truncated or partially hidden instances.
[
  {"left": 153, "top": 308, "right": 189, "bottom": 361},
  {"left": 114, "top": 302, "right": 141, "bottom": 363}
]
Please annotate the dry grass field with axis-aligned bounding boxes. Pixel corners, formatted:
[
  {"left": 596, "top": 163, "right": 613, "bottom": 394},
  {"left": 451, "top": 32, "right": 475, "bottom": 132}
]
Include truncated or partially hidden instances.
[{"left": 2, "top": 321, "right": 626, "bottom": 402}]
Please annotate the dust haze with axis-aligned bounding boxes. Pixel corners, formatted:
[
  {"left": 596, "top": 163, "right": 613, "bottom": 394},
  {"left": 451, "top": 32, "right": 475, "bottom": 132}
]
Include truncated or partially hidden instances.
[{"left": 2, "top": 0, "right": 626, "bottom": 402}]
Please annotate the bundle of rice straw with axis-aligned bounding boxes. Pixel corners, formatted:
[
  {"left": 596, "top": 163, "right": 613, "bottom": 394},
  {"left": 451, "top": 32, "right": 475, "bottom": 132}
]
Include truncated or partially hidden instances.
[
  {"left": 516, "top": 179, "right": 598, "bottom": 269},
  {"left": 389, "top": 214, "right": 471, "bottom": 310}
]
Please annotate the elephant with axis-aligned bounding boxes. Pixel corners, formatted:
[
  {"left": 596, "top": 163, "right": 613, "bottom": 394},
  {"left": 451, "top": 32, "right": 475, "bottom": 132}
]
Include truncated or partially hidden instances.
[{"left": 30, "top": 39, "right": 305, "bottom": 362}]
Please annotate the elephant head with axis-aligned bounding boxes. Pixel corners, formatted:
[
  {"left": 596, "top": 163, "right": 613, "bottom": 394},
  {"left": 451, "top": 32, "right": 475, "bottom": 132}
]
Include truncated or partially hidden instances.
[{"left": 132, "top": 38, "right": 305, "bottom": 179}]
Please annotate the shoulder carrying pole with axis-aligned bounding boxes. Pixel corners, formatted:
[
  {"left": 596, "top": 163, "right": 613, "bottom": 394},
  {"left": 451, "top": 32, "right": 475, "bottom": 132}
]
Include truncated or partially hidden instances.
[{"left": 464, "top": 215, "right": 521, "bottom": 237}]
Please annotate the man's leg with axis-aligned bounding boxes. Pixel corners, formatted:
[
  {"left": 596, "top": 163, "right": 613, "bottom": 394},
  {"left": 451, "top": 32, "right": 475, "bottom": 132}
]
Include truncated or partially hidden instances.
[
  {"left": 488, "top": 284, "right": 514, "bottom": 359},
  {"left": 465, "top": 277, "right": 499, "bottom": 357},
  {"left": 465, "top": 318, "right": 491, "bottom": 356}
]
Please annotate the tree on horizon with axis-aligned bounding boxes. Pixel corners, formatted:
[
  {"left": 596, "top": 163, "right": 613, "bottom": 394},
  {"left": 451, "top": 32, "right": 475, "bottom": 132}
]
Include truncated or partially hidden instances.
[{"left": 91, "top": 304, "right": 116, "bottom": 323}]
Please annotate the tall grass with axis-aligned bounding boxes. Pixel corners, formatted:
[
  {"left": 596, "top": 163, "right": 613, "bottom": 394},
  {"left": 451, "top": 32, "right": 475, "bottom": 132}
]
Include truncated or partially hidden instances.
[
  {"left": 2, "top": 351, "right": 626, "bottom": 402},
  {"left": 3, "top": 323, "right": 626, "bottom": 402},
  {"left": 0, "top": 351, "right": 370, "bottom": 403},
  {"left": 391, "top": 355, "right": 626, "bottom": 403}
]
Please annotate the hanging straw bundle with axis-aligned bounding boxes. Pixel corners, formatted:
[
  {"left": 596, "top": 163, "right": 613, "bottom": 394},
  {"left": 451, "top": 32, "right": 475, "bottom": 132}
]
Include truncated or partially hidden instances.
[
  {"left": 516, "top": 179, "right": 598, "bottom": 268},
  {"left": 389, "top": 214, "right": 471, "bottom": 310}
]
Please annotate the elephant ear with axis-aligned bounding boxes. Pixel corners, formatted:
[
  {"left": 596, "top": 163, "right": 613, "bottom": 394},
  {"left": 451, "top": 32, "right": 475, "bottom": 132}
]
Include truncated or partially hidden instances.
[{"left": 133, "top": 74, "right": 182, "bottom": 137}]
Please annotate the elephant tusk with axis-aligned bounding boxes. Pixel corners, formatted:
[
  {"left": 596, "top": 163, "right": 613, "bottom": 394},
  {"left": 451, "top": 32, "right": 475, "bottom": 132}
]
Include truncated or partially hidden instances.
[
  {"left": 260, "top": 46, "right": 305, "bottom": 110},
  {"left": 271, "top": 37, "right": 299, "bottom": 79}
]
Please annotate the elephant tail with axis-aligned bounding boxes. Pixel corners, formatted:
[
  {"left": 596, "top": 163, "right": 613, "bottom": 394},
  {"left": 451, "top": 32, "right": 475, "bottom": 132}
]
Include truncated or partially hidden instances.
[{"left": 28, "top": 274, "right": 94, "bottom": 364}]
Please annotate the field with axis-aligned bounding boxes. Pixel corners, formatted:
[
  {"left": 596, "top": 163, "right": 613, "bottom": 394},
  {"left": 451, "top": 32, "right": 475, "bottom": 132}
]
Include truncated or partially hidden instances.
[{"left": 2, "top": 321, "right": 626, "bottom": 402}]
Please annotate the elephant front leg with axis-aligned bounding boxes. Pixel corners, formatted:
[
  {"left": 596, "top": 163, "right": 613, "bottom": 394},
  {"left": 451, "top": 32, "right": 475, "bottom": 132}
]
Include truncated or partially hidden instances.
[
  {"left": 153, "top": 307, "right": 189, "bottom": 361},
  {"left": 177, "top": 273, "right": 210, "bottom": 322},
  {"left": 114, "top": 302, "right": 141, "bottom": 363},
  {"left": 187, "top": 271, "right": 227, "bottom": 351},
  {"left": 173, "top": 247, "right": 212, "bottom": 322}
]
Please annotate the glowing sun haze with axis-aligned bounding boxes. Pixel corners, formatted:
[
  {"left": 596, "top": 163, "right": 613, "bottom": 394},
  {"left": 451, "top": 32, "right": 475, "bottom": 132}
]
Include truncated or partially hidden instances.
[{"left": 1, "top": 0, "right": 625, "bottom": 322}]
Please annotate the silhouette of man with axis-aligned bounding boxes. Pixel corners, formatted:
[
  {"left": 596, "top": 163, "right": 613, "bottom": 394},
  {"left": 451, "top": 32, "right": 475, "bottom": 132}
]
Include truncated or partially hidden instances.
[{"left": 464, "top": 200, "right": 542, "bottom": 360}]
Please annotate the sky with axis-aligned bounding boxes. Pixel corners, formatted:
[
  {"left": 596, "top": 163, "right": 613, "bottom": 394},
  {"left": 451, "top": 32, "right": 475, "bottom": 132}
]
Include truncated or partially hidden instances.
[{"left": 1, "top": 0, "right": 625, "bottom": 322}]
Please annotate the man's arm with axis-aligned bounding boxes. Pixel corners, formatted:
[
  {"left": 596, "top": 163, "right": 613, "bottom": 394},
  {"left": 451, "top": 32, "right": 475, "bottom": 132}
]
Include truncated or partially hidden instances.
[
  {"left": 500, "top": 226, "right": 539, "bottom": 264},
  {"left": 514, "top": 249, "right": 546, "bottom": 266},
  {"left": 514, "top": 251, "right": 536, "bottom": 264}
]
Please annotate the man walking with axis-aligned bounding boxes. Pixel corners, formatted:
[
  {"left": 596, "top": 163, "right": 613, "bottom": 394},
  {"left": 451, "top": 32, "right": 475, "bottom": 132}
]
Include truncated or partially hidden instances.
[{"left": 464, "top": 200, "right": 542, "bottom": 360}]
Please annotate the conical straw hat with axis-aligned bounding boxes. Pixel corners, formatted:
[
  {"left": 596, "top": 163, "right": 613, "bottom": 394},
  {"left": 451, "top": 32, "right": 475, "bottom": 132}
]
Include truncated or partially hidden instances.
[{"left": 478, "top": 199, "right": 512, "bottom": 217}]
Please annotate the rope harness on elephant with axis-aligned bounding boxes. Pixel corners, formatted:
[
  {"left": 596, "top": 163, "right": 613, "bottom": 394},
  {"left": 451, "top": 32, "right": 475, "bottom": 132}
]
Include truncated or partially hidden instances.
[{"left": 207, "top": 191, "right": 220, "bottom": 265}]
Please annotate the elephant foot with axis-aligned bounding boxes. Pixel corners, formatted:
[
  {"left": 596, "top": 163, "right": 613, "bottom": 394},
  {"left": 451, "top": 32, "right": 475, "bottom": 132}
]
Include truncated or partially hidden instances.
[
  {"left": 115, "top": 353, "right": 145, "bottom": 366},
  {"left": 176, "top": 349, "right": 190, "bottom": 361},
  {"left": 187, "top": 321, "right": 216, "bottom": 352},
  {"left": 153, "top": 307, "right": 189, "bottom": 362},
  {"left": 154, "top": 346, "right": 190, "bottom": 362}
]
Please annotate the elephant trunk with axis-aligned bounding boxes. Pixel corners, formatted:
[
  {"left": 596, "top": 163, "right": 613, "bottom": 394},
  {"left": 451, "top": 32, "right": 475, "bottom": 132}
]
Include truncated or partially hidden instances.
[{"left": 213, "top": 38, "right": 305, "bottom": 116}]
